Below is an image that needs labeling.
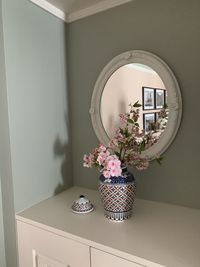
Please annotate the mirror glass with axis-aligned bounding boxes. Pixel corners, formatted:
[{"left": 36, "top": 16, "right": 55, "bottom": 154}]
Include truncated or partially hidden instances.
[{"left": 100, "top": 63, "right": 168, "bottom": 144}]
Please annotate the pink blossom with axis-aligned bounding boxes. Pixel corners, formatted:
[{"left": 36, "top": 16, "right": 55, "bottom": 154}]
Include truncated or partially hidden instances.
[
  {"left": 108, "top": 140, "right": 115, "bottom": 149},
  {"left": 107, "top": 158, "right": 121, "bottom": 170},
  {"left": 113, "top": 129, "right": 125, "bottom": 143},
  {"left": 97, "top": 151, "right": 108, "bottom": 165},
  {"left": 83, "top": 154, "right": 94, "bottom": 168},
  {"left": 134, "top": 158, "right": 149, "bottom": 171},
  {"left": 98, "top": 144, "right": 107, "bottom": 152},
  {"left": 116, "top": 134, "right": 125, "bottom": 143},
  {"left": 83, "top": 101, "right": 164, "bottom": 178},
  {"left": 119, "top": 113, "right": 128, "bottom": 124},
  {"left": 110, "top": 167, "right": 122, "bottom": 177},
  {"left": 103, "top": 156, "right": 122, "bottom": 177},
  {"left": 97, "top": 154, "right": 105, "bottom": 166},
  {"left": 103, "top": 170, "right": 111, "bottom": 178}
]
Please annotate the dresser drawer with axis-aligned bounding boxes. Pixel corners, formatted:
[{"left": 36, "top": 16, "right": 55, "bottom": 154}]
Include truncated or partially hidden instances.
[
  {"left": 17, "top": 221, "right": 90, "bottom": 267},
  {"left": 91, "top": 248, "right": 145, "bottom": 267}
]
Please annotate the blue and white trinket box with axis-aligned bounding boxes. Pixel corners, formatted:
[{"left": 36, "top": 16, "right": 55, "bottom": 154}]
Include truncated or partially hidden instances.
[{"left": 71, "top": 195, "right": 94, "bottom": 214}]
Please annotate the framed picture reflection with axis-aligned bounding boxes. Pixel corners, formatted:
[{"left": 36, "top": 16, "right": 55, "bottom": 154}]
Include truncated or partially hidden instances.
[
  {"left": 155, "top": 89, "right": 165, "bottom": 109},
  {"left": 143, "top": 113, "right": 156, "bottom": 133},
  {"left": 142, "top": 87, "right": 155, "bottom": 110}
]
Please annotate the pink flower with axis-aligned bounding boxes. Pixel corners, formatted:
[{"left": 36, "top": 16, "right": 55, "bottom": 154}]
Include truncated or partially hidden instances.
[
  {"left": 110, "top": 167, "right": 122, "bottom": 177},
  {"left": 115, "top": 134, "right": 125, "bottom": 142},
  {"left": 83, "top": 101, "right": 163, "bottom": 177},
  {"left": 98, "top": 144, "right": 107, "bottom": 152},
  {"left": 119, "top": 113, "right": 128, "bottom": 124},
  {"left": 107, "top": 158, "right": 121, "bottom": 170},
  {"left": 97, "top": 150, "right": 110, "bottom": 166},
  {"left": 104, "top": 156, "right": 122, "bottom": 177},
  {"left": 97, "top": 152, "right": 106, "bottom": 165},
  {"left": 113, "top": 129, "right": 125, "bottom": 143},
  {"left": 97, "top": 154, "right": 105, "bottom": 166},
  {"left": 103, "top": 170, "right": 111, "bottom": 178},
  {"left": 134, "top": 158, "right": 149, "bottom": 171},
  {"left": 108, "top": 140, "right": 115, "bottom": 149},
  {"left": 83, "top": 154, "right": 94, "bottom": 168}
]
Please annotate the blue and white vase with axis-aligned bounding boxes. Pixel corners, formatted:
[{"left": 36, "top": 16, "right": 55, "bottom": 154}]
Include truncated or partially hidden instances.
[{"left": 99, "top": 168, "right": 136, "bottom": 221}]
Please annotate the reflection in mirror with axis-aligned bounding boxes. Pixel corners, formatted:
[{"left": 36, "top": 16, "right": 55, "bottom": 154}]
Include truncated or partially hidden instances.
[
  {"left": 100, "top": 63, "right": 169, "bottom": 145},
  {"left": 90, "top": 50, "right": 182, "bottom": 160}
]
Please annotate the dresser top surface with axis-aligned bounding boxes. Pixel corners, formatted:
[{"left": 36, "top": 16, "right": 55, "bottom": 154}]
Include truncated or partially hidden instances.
[{"left": 16, "top": 186, "right": 200, "bottom": 267}]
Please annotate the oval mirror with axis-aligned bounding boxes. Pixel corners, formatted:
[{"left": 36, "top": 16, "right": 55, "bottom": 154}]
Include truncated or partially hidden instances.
[{"left": 90, "top": 50, "right": 182, "bottom": 160}]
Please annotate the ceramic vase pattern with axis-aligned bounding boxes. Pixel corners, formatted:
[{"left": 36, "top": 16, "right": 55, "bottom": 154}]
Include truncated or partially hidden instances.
[{"left": 99, "top": 169, "right": 136, "bottom": 221}]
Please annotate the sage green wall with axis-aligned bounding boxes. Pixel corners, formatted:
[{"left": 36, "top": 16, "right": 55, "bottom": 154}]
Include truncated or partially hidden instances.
[
  {"left": 0, "top": 5, "right": 5, "bottom": 267},
  {"left": 2, "top": 0, "right": 72, "bottom": 213},
  {"left": 0, "top": 1, "right": 16, "bottom": 266},
  {"left": 0, "top": 0, "right": 71, "bottom": 266},
  {"left": 67, "top": 0, "right": 200, "bottom": 209},
  {"left": 0, "top": 181, "right": 6, "bottom": 267},
  {"left": 0, "top": 6, "right": 6, "bottom": 267}
]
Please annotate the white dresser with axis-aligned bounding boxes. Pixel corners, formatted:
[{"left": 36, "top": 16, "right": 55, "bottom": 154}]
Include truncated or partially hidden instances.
[{"left": 16, "top": 187, "right": 200, "bottom": 267}]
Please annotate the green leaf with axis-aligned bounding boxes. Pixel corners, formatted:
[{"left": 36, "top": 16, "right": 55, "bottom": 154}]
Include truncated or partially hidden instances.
[
  {"left": 134, "top": 123, "right": 139, "bottom": 127},
  {"left": 156, "top": 156, "right": 164, "bottom": 165},
  {"left": 133, "top": 101, "right": 142, "bottom": 108},
  {"left": 127, "top": 118, "right": 134, "bottom": 124},
  {"left": 119, "top": 128, "right": 124, "bottom": 134},
  {"left": 139, "top": 140, "right": 146, "bottom": 151},
  {"left": 115, "top": 152, "right": 120, "bottom": 157},
  {"left": 124, "top": 128, "right": 129, "bottom": 137}
]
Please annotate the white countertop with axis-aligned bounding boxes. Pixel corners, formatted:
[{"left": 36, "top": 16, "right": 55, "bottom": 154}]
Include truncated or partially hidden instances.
[{"left": 16, "top": 186, "right": 200, "bottom": 267}]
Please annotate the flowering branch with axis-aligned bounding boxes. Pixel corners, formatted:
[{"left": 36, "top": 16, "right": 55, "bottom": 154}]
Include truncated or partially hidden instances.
[{"left": 83, "top": 101, "right": 164, "bottom": 179}]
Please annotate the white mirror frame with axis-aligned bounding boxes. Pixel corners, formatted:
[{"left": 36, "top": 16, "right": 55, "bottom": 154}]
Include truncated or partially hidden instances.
[{"left": 90, "top": 50, "right": 182, "bottom": 160}]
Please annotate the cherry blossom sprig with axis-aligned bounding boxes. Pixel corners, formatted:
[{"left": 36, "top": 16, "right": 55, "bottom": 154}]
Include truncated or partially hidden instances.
[
  {"left": 83, "top": 101, "right": 163, "bottom": 179},
  {"left": 83, "top": 144, "right": 122, "bottom": 178},
  {"left": 108, "top": 101, "right": 159, "bottom": 167}
]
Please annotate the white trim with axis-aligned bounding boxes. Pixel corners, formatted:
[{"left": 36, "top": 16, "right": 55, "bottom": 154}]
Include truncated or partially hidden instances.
[
  {"left": 29, "top": 0, "right": 133, "bottom": 23},
  {"left": 30, "top": 0, "right": 67, "bottom": 22},
  {"left": 66, "top": 0, "right": 133, "bottom": 23}
]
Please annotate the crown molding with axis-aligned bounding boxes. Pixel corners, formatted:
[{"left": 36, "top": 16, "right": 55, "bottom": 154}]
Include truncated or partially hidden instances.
[
  {"left": 66, "top": 0, "right": 133, "bottom": 23},
  {"left": 29, "top": 0, "right": 133, "bottom": 23},
  {"left": 30, "top": 0, "right": 67, "bottom": 22}
]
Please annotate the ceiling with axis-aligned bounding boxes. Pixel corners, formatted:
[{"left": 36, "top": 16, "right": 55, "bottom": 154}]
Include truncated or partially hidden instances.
[{"left": 30, "top": 0, "right": 133, "bottom": 23}]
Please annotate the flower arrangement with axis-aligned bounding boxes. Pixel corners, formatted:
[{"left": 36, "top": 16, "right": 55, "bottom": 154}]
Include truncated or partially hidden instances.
[{"left": 83, "top": 101, "right": 163, "bottom": 180}]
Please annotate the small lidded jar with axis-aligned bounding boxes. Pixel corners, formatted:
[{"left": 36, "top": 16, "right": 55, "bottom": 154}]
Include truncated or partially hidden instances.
[{"left": 71, "top": 195, "right": 94, "bottom": 214}]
